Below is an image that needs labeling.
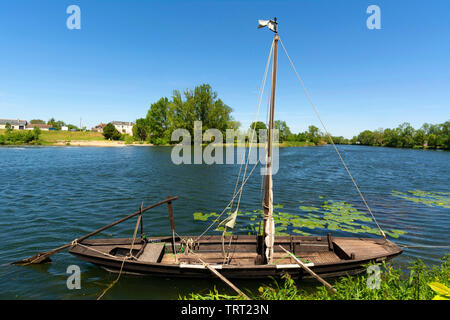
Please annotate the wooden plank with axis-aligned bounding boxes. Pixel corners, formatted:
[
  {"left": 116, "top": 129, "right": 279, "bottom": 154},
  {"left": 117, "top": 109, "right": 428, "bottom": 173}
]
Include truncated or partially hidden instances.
[
  {"left": 137, "top": 244, "right": 165, "bottom": 263},
  {"left": 332, "top": 239, "right": 390, "bottom": 260}
]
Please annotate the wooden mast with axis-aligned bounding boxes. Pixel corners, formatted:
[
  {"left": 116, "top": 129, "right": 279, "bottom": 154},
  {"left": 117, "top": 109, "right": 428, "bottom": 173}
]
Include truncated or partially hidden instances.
[{"left": 263, "top": 20, "right": 279, "bottom": 264}]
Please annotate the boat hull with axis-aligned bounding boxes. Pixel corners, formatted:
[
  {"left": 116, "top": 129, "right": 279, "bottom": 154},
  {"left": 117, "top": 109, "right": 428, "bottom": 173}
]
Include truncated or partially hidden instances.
[{"left": 69, "top": 235, "right": 402, "bottom": 279}]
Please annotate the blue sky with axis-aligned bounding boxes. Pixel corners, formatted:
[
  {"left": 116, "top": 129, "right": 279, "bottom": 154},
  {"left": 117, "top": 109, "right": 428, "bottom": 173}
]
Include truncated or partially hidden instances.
[{"left": 0, "top": 0, "right": 449, "bottom": 138}]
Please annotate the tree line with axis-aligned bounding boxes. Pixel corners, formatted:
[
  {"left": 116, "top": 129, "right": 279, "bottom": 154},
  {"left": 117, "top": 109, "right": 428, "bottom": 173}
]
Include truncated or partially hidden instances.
[
  {"left": 351, "top": 121, "right": 449, "bottom": 150},
  {"left": 131, "top": 83, "right": 448, "bottom": 150},
  {"left": 248, "top": 120, "right": 449, "bottom": 150}
]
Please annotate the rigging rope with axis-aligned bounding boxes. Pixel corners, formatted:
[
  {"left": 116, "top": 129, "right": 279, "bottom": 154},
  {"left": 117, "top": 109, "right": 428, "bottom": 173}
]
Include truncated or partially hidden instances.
[
  {"left": 221, "top": 41, "right": 274, "bottom": 260},
  {"left": 193, "top": 159, "right": 261, "bottom": 242},
  {"left": 96, "top": 212, "right": 142, "bottom": 300},
  {"left": 279, "top": 37, "right": 387, "bottom": 239},
  {"left": 232, "top": 38, "right": 274, "bottom": 214},
  {"left": 195, "top": 39, "right": 274, "bottom": 243}
]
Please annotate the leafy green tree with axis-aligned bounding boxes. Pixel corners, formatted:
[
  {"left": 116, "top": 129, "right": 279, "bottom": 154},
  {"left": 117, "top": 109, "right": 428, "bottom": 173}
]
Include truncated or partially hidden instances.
[
  {"left": 30, "top": 119, "right": 45, "bottom": 124},
  {"left": 441, "top": 121, "right": 450, "bottom": 149},
  {"left": 147, "top": 97, "right": 170, "bottom": 143},
  {"left": 249, "top": 121, "right": 267, "bottom": 143},
  {"left": 32, "top": 127, "right": 41, "bottom": 140},
  {"left": 348, "top": 121, "right": 449, "bottom": 150},
  {"left": 358, "top": 130, "right": 376, "bottom": 146},
  {"left": 413, "top": 129, "right": 426, "bottom": 147},
  {"left": 274, "top": 120, "right": 292, "bottom": 142},
  {"left": 427, "top": 133, "right": 437, "bottom": 148},
  {"left": 168, "top": 84, "right": 235, "bottom": 137},
  {"left": 67, "top": 124, "right": 79, "bottom": 131},
  {"left": 228, "top": 120, "right": 241, "bottom": 130},
  {"left": 398, "top": 122, "right": 415, "bottom": 148},
  {"left": 307, "top": 125, "right": 322, "bottom": 144},
  {"left": 47, "top": 118, "right": 65, "bottom": 130},
  {"left": 103, "top": 123, "right": 121, "bottom": 140},
  {"left": 382, "top": 128, "right": 401, "bottom": 147},
  {"left": 330, "top": 136, "right": 349, "bottom": 144},
  {"left": 133, "top": 118, "right": 150, "bottom": 141}
]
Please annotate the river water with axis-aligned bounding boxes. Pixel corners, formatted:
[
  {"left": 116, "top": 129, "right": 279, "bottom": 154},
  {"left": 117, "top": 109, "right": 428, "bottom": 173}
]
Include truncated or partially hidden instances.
[{"left": 0, "top": 145, "right": 448, "bottom": 299}]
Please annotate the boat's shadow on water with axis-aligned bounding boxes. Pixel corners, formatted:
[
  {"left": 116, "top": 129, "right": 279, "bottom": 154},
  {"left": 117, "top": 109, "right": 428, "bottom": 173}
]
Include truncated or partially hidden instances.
[
  {"left": 69, "top": 262, "right": 331, "bottom": 300},
  {"left": 72, "top": 264, "right": 249, "bottom": 300}
]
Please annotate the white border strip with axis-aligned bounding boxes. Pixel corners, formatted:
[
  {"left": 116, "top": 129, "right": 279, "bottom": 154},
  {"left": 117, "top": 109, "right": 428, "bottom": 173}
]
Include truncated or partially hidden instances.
[
  {"left": 276, "top": 263, "right": 314, "bottom": 269},
  {"left": 179, "top": 263, "right": 223, "bottom": 269}
]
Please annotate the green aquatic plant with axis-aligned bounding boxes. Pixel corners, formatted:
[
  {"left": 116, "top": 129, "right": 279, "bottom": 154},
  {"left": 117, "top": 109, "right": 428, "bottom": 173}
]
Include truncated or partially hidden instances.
[
  {"left": 392, "top": 190, "right": 450, "bottom": 209},
  {"left": 193, "top": 212, "right": 218, "bottom": 221},
  {"left": 298, "top": 206, "right": 320, "bottom": 212},
  {"left": 192, "top": 197, "right": 407, "bottom": 239}
]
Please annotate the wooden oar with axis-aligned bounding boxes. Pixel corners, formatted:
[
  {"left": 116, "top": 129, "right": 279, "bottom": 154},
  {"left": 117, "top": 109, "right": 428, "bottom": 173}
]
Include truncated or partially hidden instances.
[
  {"left": 12, "top": 196, "right": 178, "bottom": 266},
  {"left": 279, "top": 245, "right": 337, "bottom": 294},
  {"left": 198, "top": 257, "right": 251, "bottom": 300}
]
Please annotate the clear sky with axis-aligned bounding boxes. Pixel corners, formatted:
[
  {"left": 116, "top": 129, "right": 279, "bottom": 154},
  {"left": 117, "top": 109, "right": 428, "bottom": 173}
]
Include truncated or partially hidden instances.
[{"left": 0, "top": 0, "right": 449, "bottom": 138}]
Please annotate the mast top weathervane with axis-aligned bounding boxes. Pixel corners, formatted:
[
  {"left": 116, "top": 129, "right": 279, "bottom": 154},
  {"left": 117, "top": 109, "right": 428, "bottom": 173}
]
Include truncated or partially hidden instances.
[{"left": 257, "top": 17, "right": 278, "bottom": 33}]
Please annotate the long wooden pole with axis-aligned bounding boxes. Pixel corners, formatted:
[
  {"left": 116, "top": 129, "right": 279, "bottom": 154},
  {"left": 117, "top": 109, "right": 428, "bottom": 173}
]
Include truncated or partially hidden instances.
[
  {"left": 13, "top": 196, "right": 178, "bottom": 265},
  {"left": 139, "top": 202, "right": 144, "bottom": 237},
  {"left": 279, "top": 245, "right": 337, "bottom": 294},
  {"left": 167, "top": 195, "right": 178, "bottom": 262},
  {"left": 198, "top": 258, "right": 251, "bottom": 300},
  {"left": 263, "top": 33, "right": 279, "bottom": 264}
]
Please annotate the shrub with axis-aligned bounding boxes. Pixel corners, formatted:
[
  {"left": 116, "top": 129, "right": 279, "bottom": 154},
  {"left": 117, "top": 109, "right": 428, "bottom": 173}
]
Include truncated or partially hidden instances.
[
  {"left": 181, "top": 255, "right": 449, "bottom": 300},
  {"left": 102, "top": 123, "right": 121, "bottom": 140}
]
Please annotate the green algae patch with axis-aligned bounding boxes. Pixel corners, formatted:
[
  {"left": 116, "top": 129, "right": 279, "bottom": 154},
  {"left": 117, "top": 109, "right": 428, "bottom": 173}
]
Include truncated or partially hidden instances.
[
  {"left": 192, "top": 198, "right": 408, "bottom": 239},
  {"left": 193, "top": 212, "right": 218, "bottom": 221},
  {"left": 392, "top": 190, "right": 450, "bottom": 209}
]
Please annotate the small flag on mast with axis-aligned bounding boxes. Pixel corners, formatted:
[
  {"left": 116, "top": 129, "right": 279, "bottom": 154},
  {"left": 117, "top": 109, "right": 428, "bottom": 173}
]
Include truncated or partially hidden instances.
[
  {"left": 257, "top": 19, "right": 277, "bottom": 32},
  {"left": 218, "top": 210, "right": 238, "bottom": 229}
]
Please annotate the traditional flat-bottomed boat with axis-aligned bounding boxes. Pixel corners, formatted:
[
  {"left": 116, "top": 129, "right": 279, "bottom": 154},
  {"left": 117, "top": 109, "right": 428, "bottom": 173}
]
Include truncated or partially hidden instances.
[
  {"left": 69, "top": 235, "right": 402, "bottom": 279},
  {"left": 16, "top": 18, "right": 403, "bottom": 286}
]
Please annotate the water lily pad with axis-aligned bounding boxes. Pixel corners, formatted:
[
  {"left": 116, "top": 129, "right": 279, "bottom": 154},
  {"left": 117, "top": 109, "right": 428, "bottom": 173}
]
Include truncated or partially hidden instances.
[{"left": 392, "top": 190, "right": 450, "bottom": 209}]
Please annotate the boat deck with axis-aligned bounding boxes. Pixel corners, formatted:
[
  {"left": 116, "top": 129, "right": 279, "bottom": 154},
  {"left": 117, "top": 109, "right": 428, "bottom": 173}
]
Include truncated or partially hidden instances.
[{"left": 69, "top": 235, "right": 402, "bottom": 280}]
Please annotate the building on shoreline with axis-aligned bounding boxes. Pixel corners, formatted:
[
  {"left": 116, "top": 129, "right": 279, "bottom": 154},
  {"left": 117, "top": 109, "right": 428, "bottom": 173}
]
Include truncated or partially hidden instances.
[
  {"left": 0, "top": 119, "right": 28, "bottom": 130},
  {"left": 92, "top": 123, "right": 107, "bottom": 133},
  {"left": 111, "top": 121, "right": 134, "bottom": 135},
  {"left": 26, "top": 123, "right": 52, "bottom": 131}
]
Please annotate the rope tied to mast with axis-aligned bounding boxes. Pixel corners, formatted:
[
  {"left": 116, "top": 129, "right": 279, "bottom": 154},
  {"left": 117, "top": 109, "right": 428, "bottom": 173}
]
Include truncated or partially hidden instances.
[
  {"left": 279, "top": 37, "right": 387, "bottom": 239},
  {"left": 193, "top": 39, "right": 275, "bottom": 247}
]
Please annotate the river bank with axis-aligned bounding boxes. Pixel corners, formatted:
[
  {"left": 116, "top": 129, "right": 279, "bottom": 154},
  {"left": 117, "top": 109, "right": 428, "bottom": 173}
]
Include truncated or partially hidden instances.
[{"left": 183, "top": 255, "right": 450, "bottom": 300}]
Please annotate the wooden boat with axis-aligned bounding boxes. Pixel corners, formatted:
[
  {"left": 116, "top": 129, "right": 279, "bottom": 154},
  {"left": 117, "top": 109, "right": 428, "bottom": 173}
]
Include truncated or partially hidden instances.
[
  {"left": 69, "top": 235, "right": 401, "bottom": 279},
  {"left": 68, "top": 18, "right": 402, "bottom": 280}
]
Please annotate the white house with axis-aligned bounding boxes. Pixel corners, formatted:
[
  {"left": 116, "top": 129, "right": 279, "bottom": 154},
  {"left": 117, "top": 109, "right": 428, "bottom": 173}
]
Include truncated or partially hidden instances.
[
  {"left": 111, "top": 121, "right": 134, "bottom": 135},
  {"left": 0, "top": 119, "right": 27, "bottom": 130},
  {"left": 61, "top": 126, "right": 69, "bottom": 131}
]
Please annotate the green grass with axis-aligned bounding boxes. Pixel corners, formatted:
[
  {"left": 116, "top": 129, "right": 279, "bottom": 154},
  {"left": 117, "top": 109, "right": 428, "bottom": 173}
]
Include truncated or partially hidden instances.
[
  {"left": 181, "top": 255, "right": 450, "bottom": 300},
  {"left": 39, "top": 130, "right": 105, "bottom": 142},
  {"left": 0, "top": 129, "right": 105, "bottom": 144},
  {"left": 280, "top": 141, "right": 317, "bottom": 147}
]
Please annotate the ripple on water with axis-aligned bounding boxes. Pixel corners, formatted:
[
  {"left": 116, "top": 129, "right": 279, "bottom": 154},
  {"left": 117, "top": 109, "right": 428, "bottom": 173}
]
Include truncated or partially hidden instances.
[{"left": 0, "top": 145, "right": 448, "bottom": 298}]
